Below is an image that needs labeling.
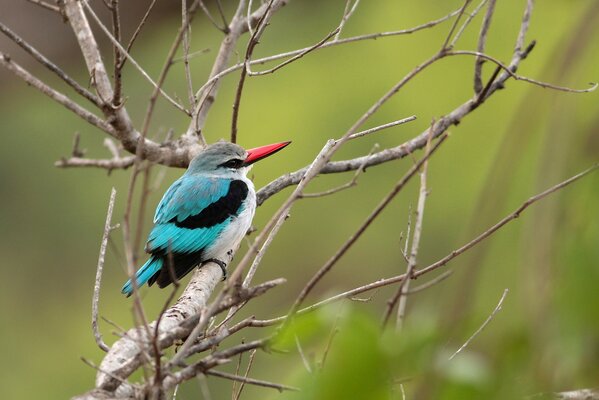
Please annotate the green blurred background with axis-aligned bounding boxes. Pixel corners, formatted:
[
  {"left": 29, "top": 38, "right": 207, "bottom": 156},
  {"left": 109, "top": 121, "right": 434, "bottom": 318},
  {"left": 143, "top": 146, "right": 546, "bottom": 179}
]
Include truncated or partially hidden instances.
[{"left": 0, "top": 0, "right": 597, "bottom": 398}]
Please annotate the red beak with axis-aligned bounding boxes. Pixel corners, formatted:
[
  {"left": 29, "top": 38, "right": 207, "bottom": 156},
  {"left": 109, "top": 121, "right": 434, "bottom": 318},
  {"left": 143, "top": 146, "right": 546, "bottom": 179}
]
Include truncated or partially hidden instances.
[{"left": 244, "top": 141, "right": 291, "bottom": 166}]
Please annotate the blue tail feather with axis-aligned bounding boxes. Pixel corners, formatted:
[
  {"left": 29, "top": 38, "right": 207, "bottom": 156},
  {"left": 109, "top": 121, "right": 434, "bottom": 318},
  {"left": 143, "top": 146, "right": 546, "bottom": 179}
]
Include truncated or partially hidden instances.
[{"left": 121, "top": 257, "right": 163, "bottom": 297}]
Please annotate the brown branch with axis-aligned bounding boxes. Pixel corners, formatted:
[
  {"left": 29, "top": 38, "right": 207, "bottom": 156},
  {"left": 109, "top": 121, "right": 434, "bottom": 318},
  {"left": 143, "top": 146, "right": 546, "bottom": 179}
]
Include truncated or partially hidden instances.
[
  {"left": 231, "top": 0, "right": 276, "bottom": 143},
  {"left": 252, "top": 164, "right": 597, "bottom": 330},
  {"left": 233, "top": 349, "right": 256, "bottom": 399},
  {"left": 81, "top": 1, "right": 189, "bottom": 115},
  {"left": 448, "top": 50, "right": 598, "bottom": 93},
  {"left": 282, "top": 134, "right": 448, "bottom": 333},
  {"left": 119, "top": 0, "right": 158, "bottom": 69},
  {"left": 109, "top": 0, "right": 122, "bottom": 106},
  {"left": 441, "top": 0, "right": 472, "bottom": 49},
  {"left": 246, "top": 26, "right": 340, "bottom": 76},
  {"left": 187, "top": 0, "right": 252, "bottom": 137},
  {"left": 448, "top": 0, "right": 488, "bottom": 49},
  {"left": 414, "top": 164, "right": 599, "bottom": 278},
  {"left": 253, "top": 35, "right": 538, "bottom": 206},
  {"left": 198, "top": 0, "right": 228, "bottom": 33}
]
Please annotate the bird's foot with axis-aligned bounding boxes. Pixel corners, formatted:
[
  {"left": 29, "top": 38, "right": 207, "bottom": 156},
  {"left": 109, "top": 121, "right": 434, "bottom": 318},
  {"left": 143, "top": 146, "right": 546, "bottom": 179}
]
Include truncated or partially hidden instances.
[{"left": 205, "top": 258, "right": 227, "bottom": 281}]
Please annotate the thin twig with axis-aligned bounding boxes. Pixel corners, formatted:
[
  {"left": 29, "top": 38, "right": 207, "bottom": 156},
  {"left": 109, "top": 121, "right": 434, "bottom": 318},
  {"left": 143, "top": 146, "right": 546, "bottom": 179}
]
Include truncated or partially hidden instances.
[
  {"left": 301, "top": 143, "right": 379, "bottom": 198},
  {"left": 448, "top": 50, "right": 598, "bottom": 93},
  {"left": 319, "top": 303, "right": 343, "bottom": 369},
  {"left": 400, "top": 205, "right": 412, "bottom": 263},
  {"left": 474, "top": 0, "right": 497, "bottom": 93},
  {"left": 449, "top": 0, "right": 488, "bottom": 49},
  {"left": 92, "top": 188, "right": 116, "bottom": 352},
  {"left": 344, "top": 116, "right": 416, "bottom": 141},
  {"left": 183, "top": 0, "right": 197, "bottom": 110},
  {"left": 187, "top": 0, "right": 249, "bottom": 137},
  {"left": 442, "top": 0, "right": 473, "bottom": 50},
  {"left": 295, "top": 335, "right": 312, "bottom": 373},
  {"left": 335, "top": 0, "right": 360, "bottom": 40},
  {"left": 253, "top": 164, "right": 598, "bottom": 328},
  {"left": 191, "top": 6, "right": 462, "bottom": 99},
  {"left": 198, "top": 0, "right": 228, "bottom": 33},
  {"left": 206, "top": 369, "right": 298, "bottom": 392},
  {"left": 120, "top": 0, "right": 158, "bottom": 69},
  {"left": 25, "top": 0, "right": 60, "bottom": 13},
  {"left": 282, "top": 134, "right": 448, "bottom": 333},
  {"left": 231, "top": 0, "right": 276, "bottom": 143},
  {"left": 448, "top": 288, "right": 509, "bottom": 360},
  {"left": 384, "top": 123, "right": 433, "bottom": 330},
  {"left": 233, "top": 349, "right": 257, "bottom": 400},
  {"left": 406, "top": 270, "right": 453, "bottom": 294},
  {"left": 415, "top": 164, "right": 599, "bottom": 278},
  {"left": 246, "top": 27, "right": 340, "bottom": 76}
]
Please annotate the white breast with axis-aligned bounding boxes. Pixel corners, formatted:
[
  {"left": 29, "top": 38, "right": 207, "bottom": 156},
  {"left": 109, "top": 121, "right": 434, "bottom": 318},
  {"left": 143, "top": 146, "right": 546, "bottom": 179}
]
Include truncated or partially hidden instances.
[{"left": 203, "top": 178, "right": 256, "bottom": 261}]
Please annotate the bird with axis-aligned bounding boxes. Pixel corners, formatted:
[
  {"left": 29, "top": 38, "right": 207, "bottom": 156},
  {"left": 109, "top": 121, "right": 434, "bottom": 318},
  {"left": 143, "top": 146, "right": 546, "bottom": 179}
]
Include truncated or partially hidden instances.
[{"left": 121, "top": 140, "right": 290, "bottom": 297}]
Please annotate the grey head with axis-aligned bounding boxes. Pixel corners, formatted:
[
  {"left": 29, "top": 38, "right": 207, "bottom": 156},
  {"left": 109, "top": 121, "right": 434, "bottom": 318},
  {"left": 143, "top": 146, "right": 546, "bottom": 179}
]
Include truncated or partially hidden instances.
[{"left": 187, "top": 141, "right": 248, "bottom": 176}]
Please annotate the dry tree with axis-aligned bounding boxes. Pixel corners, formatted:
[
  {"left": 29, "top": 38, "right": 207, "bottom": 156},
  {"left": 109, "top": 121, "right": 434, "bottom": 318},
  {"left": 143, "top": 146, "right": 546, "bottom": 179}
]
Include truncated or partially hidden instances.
[{"left": 1, "top": 0, "right": 596, "bottom": 398}]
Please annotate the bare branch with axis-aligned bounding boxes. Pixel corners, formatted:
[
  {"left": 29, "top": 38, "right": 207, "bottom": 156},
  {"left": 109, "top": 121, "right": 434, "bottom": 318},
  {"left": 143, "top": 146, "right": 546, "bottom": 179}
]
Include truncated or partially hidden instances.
[
  {"left": 345, "top": 116, "right": 416, "bottom": 141},
  {"left": 448, "top": 50, "right": 598, "bottom": 93},
  {"left": 406, "top": 270, "right": 453, "bottom": 294},
  {"left": 300, "top": 143, "right": 379, "bottom": 198},
  {"left": 92, "top": 188, "right": 117, "bottom": 353},
  {"left": 442, "top": 0, "right": 473, "bottom": 50},
  {"left": 189, "top": 5, "right": 460, "bottom": 134},
  {"left": 448, "top": 288, "right": 509, "bottom": 360},
  {"left": 415, "top": 163, "right": 599, "bottom": 278},
  {"left": 81, "top": 1, "right": 189, "bottom": 115},
  {"left": 231, "top": 0, "right": 276, "bottom": 143},
  {"left": 282, "top": 134, "right": 448, "bottom": 332},
  {"left": 448, "top": 0, "right": 488, "bottom": 49},
  {"left": 206, "top": 369, "right": 298, "bottom": 392},
  {"left": 295, "top": 335, "right": 312, "bottom": 373},
  {"left": 25, "top": 0, "right": 60, "bottom": 13},
  {"left": 188, "top": 0, "right": 250, "bottom": 137},
  {"left": 246, "top": 27, "right": 340, "bottom": 76},
  {"left": 253, "top": 164, "right": 597, "bottom": 329},
  {"left": 335, "top": 0, "right": 360, "bottom": 40},
  {"left": 55, "top": 155, "right": 136, "bottom": 170},
  {"left": 109, "top": 0, "right": 122, "bottom": 106},
  {"left": 120, "top": 0, "right": 158, "bottom": 67},
  {"left": 474, "top": 0, "right": 497, "bottom": 93},
  {"left": 198, "top": 0, "right": 228, "bottom": 33},
  {"left": 383, "top": 124, "right": 433, "bottom": 330},
  {"left": 0, "top": 52, "right": 114, "bottom": 134},
  {"left": 0, "top": 22, "right": 101, "bottom": 107},
  {"left": 182, "top": 0, "right": 196, "bottom": 110}
]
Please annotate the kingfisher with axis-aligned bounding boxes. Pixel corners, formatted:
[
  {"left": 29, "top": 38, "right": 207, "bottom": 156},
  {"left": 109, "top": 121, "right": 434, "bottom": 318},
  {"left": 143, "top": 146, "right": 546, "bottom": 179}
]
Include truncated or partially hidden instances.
[{"left": 121, "top": 140, "right": 290, "bottom": 297}]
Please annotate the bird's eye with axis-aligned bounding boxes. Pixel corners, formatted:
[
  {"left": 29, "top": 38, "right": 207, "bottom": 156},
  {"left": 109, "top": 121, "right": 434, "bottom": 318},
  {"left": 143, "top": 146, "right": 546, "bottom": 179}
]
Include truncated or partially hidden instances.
[{"left": 220, "top": 159, "right": 243, "bottom": 169}]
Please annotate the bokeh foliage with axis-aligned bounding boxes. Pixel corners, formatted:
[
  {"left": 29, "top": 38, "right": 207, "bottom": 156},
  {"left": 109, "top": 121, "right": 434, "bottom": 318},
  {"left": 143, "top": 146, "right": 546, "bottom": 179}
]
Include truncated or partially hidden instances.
[{"left": 0, "top": 0, "right": 597, "bottom": 398}]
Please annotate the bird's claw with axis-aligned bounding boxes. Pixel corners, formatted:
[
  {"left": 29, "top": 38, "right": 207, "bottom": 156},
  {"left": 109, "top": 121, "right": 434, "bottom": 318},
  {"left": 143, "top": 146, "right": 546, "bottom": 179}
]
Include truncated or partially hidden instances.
[{"left": 205, "top": 258, "right": 227, "bottom": 281}]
